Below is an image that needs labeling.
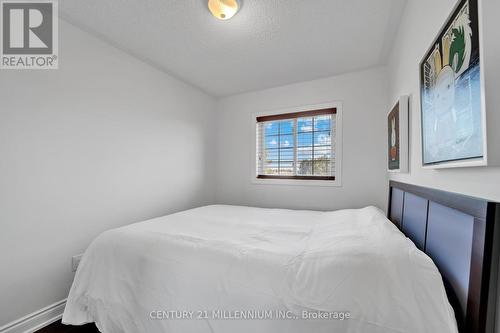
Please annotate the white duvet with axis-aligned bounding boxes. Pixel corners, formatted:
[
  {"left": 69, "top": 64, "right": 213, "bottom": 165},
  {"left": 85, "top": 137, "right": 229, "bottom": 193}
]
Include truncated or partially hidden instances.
[{"left": 63, "top": 205, "right": 458, "bottom": 333}]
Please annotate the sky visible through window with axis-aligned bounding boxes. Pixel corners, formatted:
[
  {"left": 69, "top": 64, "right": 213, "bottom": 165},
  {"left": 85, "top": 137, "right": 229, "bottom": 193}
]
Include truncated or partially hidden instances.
[{"left": 262, "top": 115, "right": 333, "bottom": 176}]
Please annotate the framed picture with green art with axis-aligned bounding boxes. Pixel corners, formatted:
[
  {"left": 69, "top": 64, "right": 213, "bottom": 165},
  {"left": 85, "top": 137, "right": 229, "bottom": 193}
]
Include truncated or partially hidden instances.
[
  {"left": 419, "top": 0, "right": 487, "bottom": 168},
  {"left": 387, "top": 96, "right": 409, "bottom": 173}
]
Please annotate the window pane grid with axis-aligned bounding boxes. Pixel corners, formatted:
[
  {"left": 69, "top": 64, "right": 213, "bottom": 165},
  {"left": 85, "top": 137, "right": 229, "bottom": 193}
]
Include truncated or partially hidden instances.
[
  {"left": 257, "top": 111, "right": 335, "bottom": 180},
  {"left": 297, "top": 130, "right": 330, "bottom": 134},
  {"left": 264, "top": 145, "right": 331, "bottom": 150}
]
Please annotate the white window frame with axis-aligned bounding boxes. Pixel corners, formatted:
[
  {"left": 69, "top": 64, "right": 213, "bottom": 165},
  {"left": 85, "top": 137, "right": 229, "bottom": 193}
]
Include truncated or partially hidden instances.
[{"left": 251, "top": 102, "right": 343, "bottom": 187}]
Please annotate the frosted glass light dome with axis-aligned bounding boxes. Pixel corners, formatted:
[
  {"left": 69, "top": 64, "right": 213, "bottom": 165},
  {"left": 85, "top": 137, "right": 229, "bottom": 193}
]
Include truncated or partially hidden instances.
[{"left": 208, "top": 0, "right": 239, "bottom": 20}]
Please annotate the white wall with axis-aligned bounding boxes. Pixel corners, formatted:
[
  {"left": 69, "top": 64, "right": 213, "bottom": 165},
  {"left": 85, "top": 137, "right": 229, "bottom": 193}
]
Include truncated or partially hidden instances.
[
  {"left": 214, "top": 67, "right": 389, "bottom": 211},
  {"left": 388, "top": 1, "right": 500, "bottom": 331},
  {"left": 387, "top": 0, "right": 500, "bottom": 201},
  {"left": 0, "top": 20, "right": 216, "bottom": 326}
]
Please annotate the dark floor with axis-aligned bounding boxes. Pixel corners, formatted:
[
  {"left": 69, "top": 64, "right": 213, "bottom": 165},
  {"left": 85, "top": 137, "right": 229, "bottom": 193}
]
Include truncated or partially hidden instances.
[{"left": 35, "top": 320, "right": 100, "bottom": 333}]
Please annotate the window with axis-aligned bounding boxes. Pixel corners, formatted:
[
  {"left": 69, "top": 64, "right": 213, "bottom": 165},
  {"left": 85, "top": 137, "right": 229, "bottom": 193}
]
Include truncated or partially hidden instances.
[{"left": 256, "top": 108, "right": 336, "bottom": 181}]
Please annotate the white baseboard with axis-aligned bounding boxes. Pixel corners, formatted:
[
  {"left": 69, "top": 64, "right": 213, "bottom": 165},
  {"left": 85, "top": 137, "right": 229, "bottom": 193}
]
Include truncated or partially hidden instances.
[{"left": 0, "top": 299, "right": 66, "bottom": 333}]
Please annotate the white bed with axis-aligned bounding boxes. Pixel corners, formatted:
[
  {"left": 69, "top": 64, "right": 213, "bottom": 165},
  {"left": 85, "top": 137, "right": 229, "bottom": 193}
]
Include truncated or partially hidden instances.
[{"left": 63, "top": 205, "right": 458, "bottom": 333}]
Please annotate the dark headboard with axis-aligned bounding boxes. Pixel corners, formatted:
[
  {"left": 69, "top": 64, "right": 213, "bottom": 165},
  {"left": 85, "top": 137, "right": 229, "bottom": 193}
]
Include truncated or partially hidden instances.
[{"left": 388, "top": 181, "right": 500, "bottom": 333}]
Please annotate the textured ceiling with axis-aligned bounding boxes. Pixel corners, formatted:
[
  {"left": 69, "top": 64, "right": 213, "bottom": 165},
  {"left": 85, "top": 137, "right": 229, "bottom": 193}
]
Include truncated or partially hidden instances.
[{"left": 60, "top": 0, "right": 407, "bottom": 97}]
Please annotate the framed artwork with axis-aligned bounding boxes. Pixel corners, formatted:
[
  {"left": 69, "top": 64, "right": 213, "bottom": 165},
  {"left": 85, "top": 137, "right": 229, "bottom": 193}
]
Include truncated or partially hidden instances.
[
  {"left": 420, "top": 0, "right": 487, "bottom": 168},
  {"left": 387, "top": 96, "right": 409, "bottom": 173}
]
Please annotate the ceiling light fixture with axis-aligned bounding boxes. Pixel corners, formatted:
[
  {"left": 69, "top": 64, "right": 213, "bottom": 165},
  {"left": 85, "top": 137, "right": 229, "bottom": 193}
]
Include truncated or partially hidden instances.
[{"left": 208, "top": 0, "right": 239, "bottom": 20}]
